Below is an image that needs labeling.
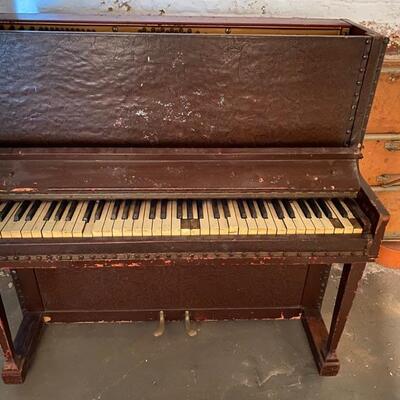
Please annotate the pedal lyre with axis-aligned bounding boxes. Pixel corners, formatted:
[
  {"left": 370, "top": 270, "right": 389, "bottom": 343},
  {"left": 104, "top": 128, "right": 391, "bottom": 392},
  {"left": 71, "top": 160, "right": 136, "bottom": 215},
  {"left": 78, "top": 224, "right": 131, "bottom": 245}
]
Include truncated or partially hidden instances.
[
  {"left": 153, "top": 310, "right": 165, "bottom": 337},
  {"left": 185, "top": 310, "right": 197, "bottom": 337}
]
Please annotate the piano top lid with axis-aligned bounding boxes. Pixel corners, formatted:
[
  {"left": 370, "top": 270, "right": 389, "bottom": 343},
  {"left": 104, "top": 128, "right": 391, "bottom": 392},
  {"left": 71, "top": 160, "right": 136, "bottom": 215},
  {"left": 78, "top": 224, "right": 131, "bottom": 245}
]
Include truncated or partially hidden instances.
[
  {"left": 0, "top": 16, "right": 387, "bottom": 150},
  {"left": 0, "top": 13, "right": 352, "bottom": 30}
]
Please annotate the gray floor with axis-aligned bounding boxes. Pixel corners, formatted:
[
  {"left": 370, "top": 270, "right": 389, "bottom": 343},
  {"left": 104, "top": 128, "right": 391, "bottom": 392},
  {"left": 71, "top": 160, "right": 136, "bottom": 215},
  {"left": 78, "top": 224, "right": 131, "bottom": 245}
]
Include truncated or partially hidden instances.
[{"left": 0, "top": 264, "right": 399, "bottom": 400}]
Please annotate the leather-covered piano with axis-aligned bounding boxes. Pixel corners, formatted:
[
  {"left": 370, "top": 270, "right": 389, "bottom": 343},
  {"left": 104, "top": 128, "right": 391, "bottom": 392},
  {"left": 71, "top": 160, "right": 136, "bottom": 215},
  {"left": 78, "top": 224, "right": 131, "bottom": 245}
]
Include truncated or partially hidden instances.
[{"left": 0, "top": 14, "right": 389, "bottom": 383}]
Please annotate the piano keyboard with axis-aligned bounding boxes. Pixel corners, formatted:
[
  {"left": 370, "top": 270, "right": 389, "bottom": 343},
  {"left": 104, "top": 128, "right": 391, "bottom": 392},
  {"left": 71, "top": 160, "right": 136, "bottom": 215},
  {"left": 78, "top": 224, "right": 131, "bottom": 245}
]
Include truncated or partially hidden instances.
[{"left": 0, "top": 198, "right": 364, "bottom": 239}]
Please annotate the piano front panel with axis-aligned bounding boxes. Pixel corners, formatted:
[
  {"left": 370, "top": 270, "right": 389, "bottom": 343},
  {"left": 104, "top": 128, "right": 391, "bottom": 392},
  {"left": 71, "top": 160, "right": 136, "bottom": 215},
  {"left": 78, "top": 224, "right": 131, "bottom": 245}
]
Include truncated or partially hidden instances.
[{"left": 34, "top": 264, "right": 309, "bottom": 316}]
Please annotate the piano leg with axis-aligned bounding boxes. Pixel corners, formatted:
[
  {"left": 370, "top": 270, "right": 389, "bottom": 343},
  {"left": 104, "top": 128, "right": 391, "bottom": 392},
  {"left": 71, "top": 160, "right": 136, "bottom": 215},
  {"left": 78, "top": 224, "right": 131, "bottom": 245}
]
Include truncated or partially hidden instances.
[
  {"left": 0, "top": 272, "right": 44, "bottom": 384},
  {"left": 302, "top": 262, "right": 366, "bottom": 376}
]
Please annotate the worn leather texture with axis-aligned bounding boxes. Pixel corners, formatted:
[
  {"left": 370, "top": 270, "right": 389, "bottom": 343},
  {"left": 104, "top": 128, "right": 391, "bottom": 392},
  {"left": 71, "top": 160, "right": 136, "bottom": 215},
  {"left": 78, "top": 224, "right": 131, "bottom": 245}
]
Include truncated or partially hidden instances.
[{"left": 0, "top": 32, "right": 367, "bottom": 147}]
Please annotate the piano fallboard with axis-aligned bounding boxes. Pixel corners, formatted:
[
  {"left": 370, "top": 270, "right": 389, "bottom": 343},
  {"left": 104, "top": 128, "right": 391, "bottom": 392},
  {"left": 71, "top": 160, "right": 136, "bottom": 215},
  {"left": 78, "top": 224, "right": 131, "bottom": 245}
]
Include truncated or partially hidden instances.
[{"left": 0, "top": 147, "right": 361, "bottom": 199}]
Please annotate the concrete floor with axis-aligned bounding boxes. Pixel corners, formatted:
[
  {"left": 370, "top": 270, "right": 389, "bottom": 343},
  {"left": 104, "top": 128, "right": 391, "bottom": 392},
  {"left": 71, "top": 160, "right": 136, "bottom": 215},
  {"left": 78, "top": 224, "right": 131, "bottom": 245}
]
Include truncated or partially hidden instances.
[{"left": 0, "top": 264, "right": 399, "bottom": 400}]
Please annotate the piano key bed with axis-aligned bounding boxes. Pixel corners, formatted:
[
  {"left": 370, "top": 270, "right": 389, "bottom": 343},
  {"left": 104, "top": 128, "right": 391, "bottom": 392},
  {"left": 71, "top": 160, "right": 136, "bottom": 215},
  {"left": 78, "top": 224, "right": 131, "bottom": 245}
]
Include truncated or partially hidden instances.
[{"left": 0, "top": 198, "right": 365, "bottom": 239}]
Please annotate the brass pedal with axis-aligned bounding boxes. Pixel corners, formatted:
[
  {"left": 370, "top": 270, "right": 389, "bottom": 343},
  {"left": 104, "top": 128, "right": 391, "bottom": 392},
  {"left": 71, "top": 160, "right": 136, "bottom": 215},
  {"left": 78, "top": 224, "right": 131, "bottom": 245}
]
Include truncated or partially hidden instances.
[
  {"left": 153, "top": 310, "right": 165, "bottom": 337},
  {"left": 184, "top": 310, "right": 197, "bottom": 337}
]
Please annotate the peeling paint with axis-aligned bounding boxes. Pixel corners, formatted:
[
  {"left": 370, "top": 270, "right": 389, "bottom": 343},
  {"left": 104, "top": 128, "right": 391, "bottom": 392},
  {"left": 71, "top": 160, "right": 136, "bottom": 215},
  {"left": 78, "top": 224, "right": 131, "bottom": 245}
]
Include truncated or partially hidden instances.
[
  {"left": 361, "top": 21, "right": 400, "bottom": 55},
  {"left": 10, "top": 187, "right": 37, "bottom": 193}
]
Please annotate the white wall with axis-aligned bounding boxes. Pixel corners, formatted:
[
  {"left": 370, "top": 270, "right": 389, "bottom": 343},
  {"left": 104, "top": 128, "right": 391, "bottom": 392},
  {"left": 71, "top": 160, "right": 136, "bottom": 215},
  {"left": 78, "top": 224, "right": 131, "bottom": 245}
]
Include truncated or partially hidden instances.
[{"left": 1, "top": 0, "right": 399, "bottom": 49}]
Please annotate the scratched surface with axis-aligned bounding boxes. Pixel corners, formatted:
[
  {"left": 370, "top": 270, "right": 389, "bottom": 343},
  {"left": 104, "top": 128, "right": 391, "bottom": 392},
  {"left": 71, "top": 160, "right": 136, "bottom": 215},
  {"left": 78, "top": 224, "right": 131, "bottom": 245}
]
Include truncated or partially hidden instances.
[
  {"left": 0, "top": 31, "right": 366, "bottom": 147},
  {"left": 0, "top": 151, "right": 361, "bottom": 195}
]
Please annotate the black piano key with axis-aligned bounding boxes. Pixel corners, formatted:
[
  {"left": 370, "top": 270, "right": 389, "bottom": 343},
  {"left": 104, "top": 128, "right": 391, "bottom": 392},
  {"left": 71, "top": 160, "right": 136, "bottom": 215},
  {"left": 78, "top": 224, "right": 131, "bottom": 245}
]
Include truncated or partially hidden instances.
[
  {"left": 25, "top": 200, "right": 41, "bottom": 221},
  {"left": 211, "top": 200, "right": 220, "bottom": 219},
  {"left": 256, "top": 199, "right": 268, "bottom": 218},
  {"left": 282, "top": 199, "right": 295, "bottom": 218},
  {"left": 246, "top": 200, "right": 257, "bottom": 218},
  {"left": 44, "top": 201, "right": 58, "bottom": 221},
  {"left": 344, "top": 199, "right": 370, "bottom": 231},
  {"left": 14, "top": 200, "right": 31, "bottom": 221},
  {"left": 306, "top": 199, "right": 322, "bottom": 218},
  {"left": 271, "top": 199, "right": 284, "bottom": 219},
  {"left": 111, "top": 200, "right": 121, "bottom": 220},
  {"left": 297, "top": 199, "right": 311, "bottom": 219},
  {"left": 149, "top": 199, "right": 158, "bottom": 219},
  {"left": 95, "top": 200, "right": 106, "bottom": 220},
  {"left": 237, "top": 200, "right": 247, "bottom": 219},
  {"left": 196, "top": 200, "right": 204, "bottom": 219},
  {"left": 331, "top": 218, "right": 344, "bottom": 230},
  {"left": 132, "top": 200, "right": 142, "bottom": 219},
  {"left": 187, "top": 199, "right": 193, "bottom": 219},
  {"left": 160, "top": 200, "right": 168, "bottom": 219},
  {"left": 83, "top": 200, "right": 96, "bottom": 222},
  {"left": 177, "top": 200, "right": 183, "bottom": 219},
  {"left": 54, "top": 200, "right": 69, "bottom": 221},
  {"left": 221, "top": 199, "right": 230, "bottom": 218},
  {"left": 65, "top": 201, "right": 78, "bottom": 221},
  {"left": 332, "top": 198, "right": 348, "bottom": 218},
  {"left": 317, "top": 199, "right": 332, "bottom": 219},
  {"left": 121, "top": 200, "right": 132, "bottom": 220},
  {"left": 0, "top": 201, "right": 15, "bottom": 222}
]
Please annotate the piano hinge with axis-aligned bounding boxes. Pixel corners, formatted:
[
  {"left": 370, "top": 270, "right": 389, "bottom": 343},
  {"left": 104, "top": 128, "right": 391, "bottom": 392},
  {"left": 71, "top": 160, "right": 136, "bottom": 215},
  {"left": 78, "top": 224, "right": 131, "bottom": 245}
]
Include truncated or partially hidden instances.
[
  {"left": 317, "top": 265, "right": 331, "bottom": 309},
  {"left": 345, "top": 37, "right": 372, "bottom": 145},
  {"left": 9, "top": 269, "right": 27, "bottom": 312}
]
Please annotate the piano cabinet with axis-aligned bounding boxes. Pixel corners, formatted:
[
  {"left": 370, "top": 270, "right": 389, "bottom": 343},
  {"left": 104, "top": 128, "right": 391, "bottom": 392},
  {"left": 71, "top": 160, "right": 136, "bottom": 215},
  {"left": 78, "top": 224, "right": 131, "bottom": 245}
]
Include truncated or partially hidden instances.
[{"left": 0, "top": 15, "right": 390, "bottom": 383}]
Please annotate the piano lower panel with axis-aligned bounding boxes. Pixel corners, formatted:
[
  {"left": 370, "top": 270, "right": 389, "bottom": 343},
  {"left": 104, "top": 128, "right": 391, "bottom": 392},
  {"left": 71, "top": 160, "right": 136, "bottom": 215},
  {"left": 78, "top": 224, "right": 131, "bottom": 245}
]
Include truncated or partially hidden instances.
[{"left": 32, "top": 265, "right": 309, "bottom": 322}]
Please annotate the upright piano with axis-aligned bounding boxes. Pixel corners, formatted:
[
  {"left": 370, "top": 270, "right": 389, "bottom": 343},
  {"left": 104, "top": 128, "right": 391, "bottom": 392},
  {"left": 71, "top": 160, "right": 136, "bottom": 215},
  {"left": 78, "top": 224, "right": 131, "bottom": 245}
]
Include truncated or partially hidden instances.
[{"left": 0, "top": 14, "right": 389, "bottom": 383}]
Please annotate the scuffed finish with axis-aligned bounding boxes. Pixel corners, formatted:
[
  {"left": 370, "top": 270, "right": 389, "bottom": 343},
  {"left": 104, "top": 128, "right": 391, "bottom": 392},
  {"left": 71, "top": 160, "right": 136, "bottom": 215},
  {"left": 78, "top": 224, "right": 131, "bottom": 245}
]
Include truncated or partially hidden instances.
[
  {"left": 361, "top": 21, "right": 400, "bottom": 55},
  {"left": 0, "top": 148, "right": 361, "bottom": 196},
  {"left": 0, "top": 31, "right": 366, "bottom": 147}
]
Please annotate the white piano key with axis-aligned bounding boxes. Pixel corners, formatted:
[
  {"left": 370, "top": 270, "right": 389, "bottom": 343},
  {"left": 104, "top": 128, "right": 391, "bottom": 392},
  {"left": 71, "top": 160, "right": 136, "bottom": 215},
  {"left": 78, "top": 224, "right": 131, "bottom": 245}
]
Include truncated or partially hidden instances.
[
  {"left": 260, "top": 200, "right": 277, "bottom": 235},
  {"left": 152, "top": 200, "right": 163, "bottom": 236},
  {"left": 62, "top": 202, "right": 84, "bottom": 238},
  {"left": 199, "top": 200, "right": 210, "bottom": 235},
  {"left": 327, "top": 200, "right": 353, "bottom": 234},
  {"left": 217, "top": 201, "right": 229, "bottom": 235},
  {"left": 242, "top": 201, "right": 258, "bottom": 235},
  {"left": 232, "top": 200, "right": 248, "bottom": 235},
  {"left": 21, "top": 202, "right": 48, "bottom": 238},
  {"left": 171, "top": 200, "right": 181, "bottom": 237},
  {"left": 141, "top": 200, "right": 153, "bottom": 236},
  {"left": 227, "top": 200, "right": 239, "bottom": 235},
  {"left": 266, "top": 201, "right": 286, "bottom": 235},
  {"left": 206, "top": 200, "right": 220, "bottom": 235},
  {"left": 161, "top": 201, "right": 172, "bottom": 236},
  {"left": 292, "top": 201, "right": 315, "bottom": 234},
  {"left": 288, "top": 200, "right": 306, "bottom": 234},
  {"left": 250, "top": 199, "right": 267, "bottom": 235},
  {"left": 122, "top": 201, "right": 135, "bottom": 237}
]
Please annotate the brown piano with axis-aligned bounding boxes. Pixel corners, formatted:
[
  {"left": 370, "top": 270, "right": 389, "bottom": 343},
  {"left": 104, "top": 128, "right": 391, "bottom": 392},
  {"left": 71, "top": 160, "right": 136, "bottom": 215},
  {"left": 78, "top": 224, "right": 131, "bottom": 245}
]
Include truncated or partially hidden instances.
[{"left": 0, "top": 14, "right": 389, "bottom": 383}]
